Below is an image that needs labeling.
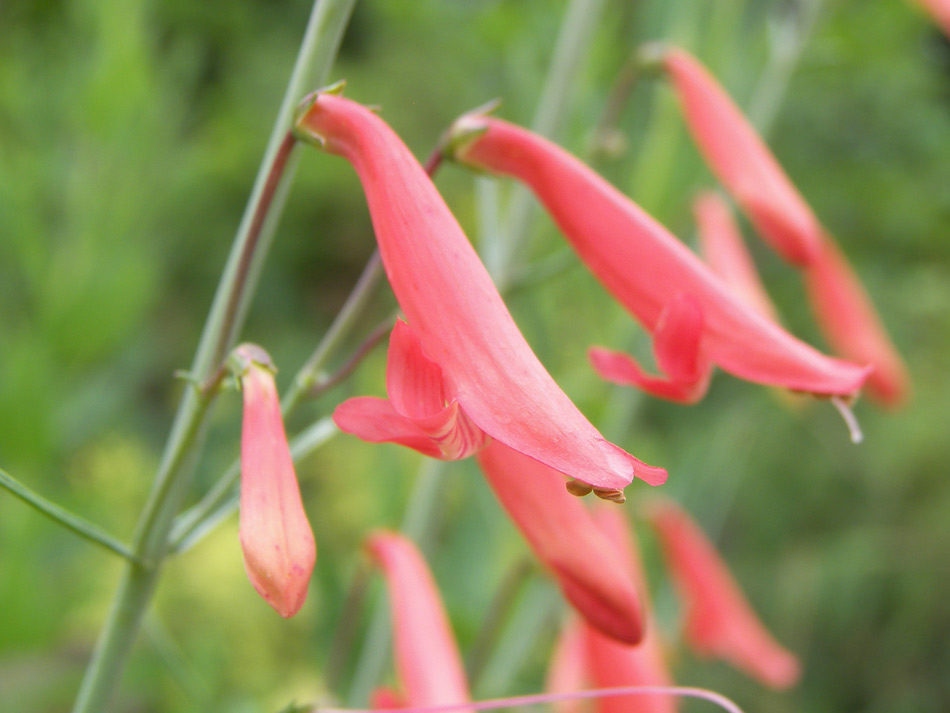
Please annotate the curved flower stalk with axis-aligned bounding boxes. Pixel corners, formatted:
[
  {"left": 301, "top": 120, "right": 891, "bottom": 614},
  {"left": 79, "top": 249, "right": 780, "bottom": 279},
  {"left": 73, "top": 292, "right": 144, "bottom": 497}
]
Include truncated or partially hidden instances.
[
  {"left": 693, "top": 191, "right": 779, "bottom": 324},
  {"left": 232, "top": 344, "right": 316, "bottom": 618},
  {"left": 366, "top": 531, "right": 471, "bottom": 708},
  {"left": 295, "top": 91, "right": 665, "bottom": 491},
  {"left": 805, "top": 238, "right": 910, "bottom": 407},
  {"left": 476, "top": 440, "right": 645, "bottom": 644},
  {"left": 445, "top": 113, "right": 869, "bottom": 404},
  {"left": 644, "top": 498, "right": 800, "bottom": 689},
  {"left": 658, "top": 46, "right": 823, "bottom": 267}
]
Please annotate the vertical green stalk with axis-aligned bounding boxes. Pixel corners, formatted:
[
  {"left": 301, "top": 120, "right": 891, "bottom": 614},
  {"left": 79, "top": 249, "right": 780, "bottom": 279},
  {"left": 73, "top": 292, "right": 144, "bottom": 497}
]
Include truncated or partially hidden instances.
[{"left": 70, "top": 2, "right": 356, "bottom": 711}]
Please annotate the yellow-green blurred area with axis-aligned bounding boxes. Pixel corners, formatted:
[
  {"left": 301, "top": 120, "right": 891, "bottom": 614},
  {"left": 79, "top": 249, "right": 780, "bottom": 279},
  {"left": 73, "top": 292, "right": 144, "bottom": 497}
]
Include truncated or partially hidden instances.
[{"left": 1, "top": 0, "right": 949, "bottom": 711}]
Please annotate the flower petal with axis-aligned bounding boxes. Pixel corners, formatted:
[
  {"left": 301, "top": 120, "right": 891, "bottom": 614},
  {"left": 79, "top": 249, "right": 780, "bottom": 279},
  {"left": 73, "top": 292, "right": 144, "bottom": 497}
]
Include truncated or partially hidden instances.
[
  {"left": 588, "top": 347, "right": 710, "bottom": 404},
  {"left": 297, "top": 93, "right": 661, "bottom": 489},
  {"left": 366, "top": 531, "right": 471, "bottom": 707},
  {"left": 476, "top": 439, "right": 646, "bottom": 644},
  {"left": 236, "top": 346, "right": 316, "bottom": 618},
  {"left": 662, "top": 47, "right": 823, "bottom": 267},
  {"left": 333, "top": 396, "right": 446, "bottom": 459},
  {"left": 448, "top": 114, "right": 869, "bottom": 399},
  {"left": 645, "top": 498, "right": 801, "bottom": 689},
  {"left": 805, "top": 238, "right": 910, "bottom": 407},
  {"left": 387, "top": 318, "right": 447, "bottom": 420}
]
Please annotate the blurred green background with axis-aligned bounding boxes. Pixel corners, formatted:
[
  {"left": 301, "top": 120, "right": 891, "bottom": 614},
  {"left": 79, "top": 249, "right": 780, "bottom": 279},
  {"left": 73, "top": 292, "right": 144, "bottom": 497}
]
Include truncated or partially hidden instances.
[{"left": 1, "top": 0, "right": 949, "bottom": 711}]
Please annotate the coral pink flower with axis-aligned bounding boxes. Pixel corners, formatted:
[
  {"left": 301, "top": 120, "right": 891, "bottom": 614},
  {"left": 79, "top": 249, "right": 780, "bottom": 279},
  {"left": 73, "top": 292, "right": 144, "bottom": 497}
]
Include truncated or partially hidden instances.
[
  {"left": 644, "top": 498, "right": 800, "bottom": 689},
  {"left": 585, "top": 504, "right": 676, "bottom": 713},
  {"left": 296, "top": 91, "right": 664, "bottom": 490},
  {"left": 694, "top": 191, "right": 780, "bottom": 323},
  {"left": 366, "top": 531, "right": 470, "bottom": 707},
  {"left": 660, "top": 46, "right": 823, "bottom": 267},
  {"left": 805, "top": 238, "right": 910, "bottom": 407},
  {"left": 476, "top": 439, "right": 644, "bottom": 644},
  {"left": 234, "top": 344, "right": 316, "bottom": 618},
  {"left": 446, "top": 113, "right": 869, "bottom": 404}
]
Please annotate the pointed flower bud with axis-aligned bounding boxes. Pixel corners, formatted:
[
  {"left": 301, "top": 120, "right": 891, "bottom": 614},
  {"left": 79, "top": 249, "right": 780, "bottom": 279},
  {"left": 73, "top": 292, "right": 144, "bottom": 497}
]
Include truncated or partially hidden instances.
[
  {"left": 366, "top": 531, "right": 471, "bottom": 708},
  {"left": 232, "top": 344, "right": 316, "bottom": 618},
  {"left": 644, "top": 498, "right": 800, "bottom": 689},
  {"left": 660, "top": 46, "right": 823, "bottom": 266},
  {"left": 445, "top": 113, "right": 869, "bottom": 404},
  {"left": 296, "top": 91, "right": 665, "bottom": 489},
  {"left": 805, "top": 238, "right": 910, "bottom": 407},
  {"left": 476, "top": 439, "right": 645, "bottom": 644}
]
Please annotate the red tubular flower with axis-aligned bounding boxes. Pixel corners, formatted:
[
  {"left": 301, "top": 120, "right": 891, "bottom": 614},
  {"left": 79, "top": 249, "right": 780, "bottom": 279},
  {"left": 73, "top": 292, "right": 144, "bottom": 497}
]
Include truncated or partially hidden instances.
[
  {"left": 366, "top": 531, "right": 471, "bottom": 708},
  {"left": 644, "top": 498, "right": 800, "bottom": 689},
  {"left": 296, "top": 91, "right": 665, "bottom": 490},
  {"left": 584, "top": 504, "right": 676, "bottom": 713},
  {"left": 446, "top": 113, "right": 869, "bottom": 404},
  {"left": 660, "top": 46, "right": 823, "bottom": 267},
  {"left": 234, "top": 344, "right": 316, "bottom": 618},
  {"left": 694, "top": 191, "right": 780, "bottom": 323},
  {"left": 805, "top": 238, "right": 910, "bottom": 407},
  {"left": 476, "top": 439, "right": 645, "bottom": 644}
]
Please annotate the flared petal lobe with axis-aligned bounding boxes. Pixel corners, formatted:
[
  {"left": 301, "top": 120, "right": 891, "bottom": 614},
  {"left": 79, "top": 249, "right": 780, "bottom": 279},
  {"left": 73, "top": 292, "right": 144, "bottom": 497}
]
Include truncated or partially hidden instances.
[
  {"left": 235, "top": 344, "right": 316, "bottom": 618},
  {"left": 366, "top": 531, "right": 470, "bottom": 707},
  {"left": 661, "top": 47, "right": 823, "bottom": 266},
  {"left": 805, "top": 239, "right": 910, "bottom": 407},
  {"left": 447, "top": 115, "right": 868, "bottom": 400},
  {"left": 476, "top": 439, "right": 646, "bottom": 644},
  {"left": 645, "top": 498, "right": 800, "bottom": 689},
  {"left": 333, "top": 320, "right": 489, "bottom": 460},
  {"left": 297, "top": 93, "right": 664, "bottom": 490}
]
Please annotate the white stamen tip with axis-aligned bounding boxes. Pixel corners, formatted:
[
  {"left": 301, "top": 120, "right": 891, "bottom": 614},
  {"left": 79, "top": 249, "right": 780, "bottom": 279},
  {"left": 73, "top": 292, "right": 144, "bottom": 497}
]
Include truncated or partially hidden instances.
[{"left": 831, "top": 396, "right": 864, "bottom": 444}]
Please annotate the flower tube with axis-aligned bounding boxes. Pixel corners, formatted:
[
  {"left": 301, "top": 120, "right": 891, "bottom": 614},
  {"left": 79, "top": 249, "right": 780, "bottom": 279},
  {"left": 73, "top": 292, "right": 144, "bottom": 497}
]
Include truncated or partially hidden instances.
[
  {"left": 445, "top": 113, "right": 869, "bottom": 404},
  {"left": 366, "top": 531, "right": 470, "bottom": 708},
  {"left": 476, "top": 439, "right": 645, "bottom": 644},
  {"left": 645, "top": 498, "right": 800, "bottom": 689},
  {"left": 295, "top": 91, "right": 665, "bottom": 490},
  {"left": 233, "top": 344, "right": 316, "bottom": 618},
  {"left": 660, "top": 46, "right": 823, "bottom": 267},
  {"left": 805, "top": 238, "right": 910, "bottom": 407}
]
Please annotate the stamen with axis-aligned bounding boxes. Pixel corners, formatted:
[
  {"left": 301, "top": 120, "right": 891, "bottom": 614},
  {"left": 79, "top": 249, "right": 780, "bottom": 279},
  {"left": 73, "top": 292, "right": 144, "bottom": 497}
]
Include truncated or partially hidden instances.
[
  {"left": 565, "top": 480, "right": 593, "bottom": 497},
  {"left": 831, "top": 395, "right": 864, "bottom": 444},
  {"left": 593, "top": 487, "right": 626, "bottom": 504}
]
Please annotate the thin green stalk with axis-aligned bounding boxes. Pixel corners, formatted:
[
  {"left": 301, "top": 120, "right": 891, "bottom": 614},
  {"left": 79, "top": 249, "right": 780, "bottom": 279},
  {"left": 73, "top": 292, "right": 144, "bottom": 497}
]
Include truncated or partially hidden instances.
[
  {"left": 0, "top": 468, "right": 139, "bottom": 563},
  {"left": 488, "top": 0, "right": 609, "bottom": 288},
  {"left": 70, "top": 2, "right": 357, "bottom": 711}
]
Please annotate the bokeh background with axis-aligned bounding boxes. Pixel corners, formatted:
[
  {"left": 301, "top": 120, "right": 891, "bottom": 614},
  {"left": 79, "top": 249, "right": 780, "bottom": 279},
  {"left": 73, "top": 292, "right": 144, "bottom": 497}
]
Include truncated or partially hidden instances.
[{"left": 1, "top": 0, "right": 949, "bottom": 711}]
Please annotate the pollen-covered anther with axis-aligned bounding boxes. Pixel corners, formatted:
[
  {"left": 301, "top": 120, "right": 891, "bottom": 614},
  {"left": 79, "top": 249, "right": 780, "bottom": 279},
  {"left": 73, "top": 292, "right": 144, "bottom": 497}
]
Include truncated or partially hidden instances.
[
  {"left": 566, "top": 480, "right": 594, "bottom": 497},
  {"left": 593, "top": 487, "right": 626, "bottom": 504}
]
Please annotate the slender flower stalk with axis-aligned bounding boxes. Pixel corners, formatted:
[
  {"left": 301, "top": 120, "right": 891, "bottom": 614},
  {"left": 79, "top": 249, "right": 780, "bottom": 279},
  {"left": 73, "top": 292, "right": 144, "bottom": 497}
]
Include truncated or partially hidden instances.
[
  {"left": 366, "top": 531, "right": 471, "bottom": 708},
  {"left": 644, "top": 498, "right": 800, "bottom": 689},
  {"left": 445, "top": 113, "right": 869, "bottom": 404},
  {"left": 476, "top": 440, "right": 645, "bottom": 644},
  {"left": 295, "top": 91, "right": 666, "bottom": 490},
  {"left": 232, "top": 344, "right": 316, "bottom": 618},
  {"left": 658, "top": 46, "right": 824, "bottom": 267},
  {"left": 805, "top": 238, "right": 910, "bottom": 407}
]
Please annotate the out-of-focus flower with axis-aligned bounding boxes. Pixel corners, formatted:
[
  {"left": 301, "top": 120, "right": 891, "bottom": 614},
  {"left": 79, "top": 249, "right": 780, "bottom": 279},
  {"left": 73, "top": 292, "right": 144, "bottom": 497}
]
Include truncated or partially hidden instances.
[
  {"left": 644, "top": 498, "right": 800, "bottom": 689},
  {"left": 233, "top": 344, "right": 315, "bottom": 618},
  {"left": 912, "top": 0, "right": 950, "bottom": 35},
  {"left": 445, "top": 113, "right": 868, "bottom": 404},
  {"left": 659, "top": 46, "right": 823, "bottom": 267},
  {"left": 366, "top": 531, "right": 470, "bottom": 707},
  {"left": 694, "top": 191, "right": 780, "bottom": 323},
  {"left": 476, "top": 440, "right": 644, "bottom": 644},
  {"left": 296, "top": 90, "right": 665, "bottom": 490},
  {"left": 805, "top": 238, "right": 910, "bottom": 407}
]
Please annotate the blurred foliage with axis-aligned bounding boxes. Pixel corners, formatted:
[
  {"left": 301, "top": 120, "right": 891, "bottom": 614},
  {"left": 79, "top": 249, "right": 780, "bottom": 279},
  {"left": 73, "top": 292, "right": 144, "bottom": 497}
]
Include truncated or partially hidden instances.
[{"left": 1, "top": 0, "right": 949, "bottom": 712}]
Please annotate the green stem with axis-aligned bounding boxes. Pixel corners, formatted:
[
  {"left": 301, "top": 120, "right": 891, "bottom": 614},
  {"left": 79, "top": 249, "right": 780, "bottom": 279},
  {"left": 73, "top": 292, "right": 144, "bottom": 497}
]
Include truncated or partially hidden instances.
[
  {"left": 70, "top": 2, "right": 356, "bottom": 711},
  {"left": 489, "top": 0, "right": 609, "bottom": 288},
  {"left": 0, "top": 468, "right": 139, "bottom": 563}
]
